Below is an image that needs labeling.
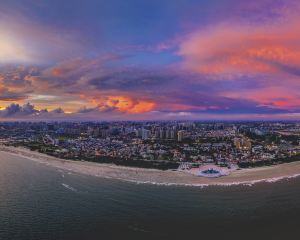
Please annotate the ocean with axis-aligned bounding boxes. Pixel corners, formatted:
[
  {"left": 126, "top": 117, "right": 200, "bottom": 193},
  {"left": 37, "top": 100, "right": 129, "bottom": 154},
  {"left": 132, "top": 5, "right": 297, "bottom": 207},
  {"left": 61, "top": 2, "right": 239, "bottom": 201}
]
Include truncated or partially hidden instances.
[{"left": 1, "top": 152, "right": 300, "bottom": 240}]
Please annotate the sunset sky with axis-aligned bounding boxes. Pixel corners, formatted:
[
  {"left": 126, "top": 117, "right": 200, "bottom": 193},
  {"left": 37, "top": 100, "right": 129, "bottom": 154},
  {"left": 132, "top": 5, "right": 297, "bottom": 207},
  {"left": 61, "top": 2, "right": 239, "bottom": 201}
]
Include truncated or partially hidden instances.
[{"left": 0, "top": 0, "right": 300, "bottom": 120}]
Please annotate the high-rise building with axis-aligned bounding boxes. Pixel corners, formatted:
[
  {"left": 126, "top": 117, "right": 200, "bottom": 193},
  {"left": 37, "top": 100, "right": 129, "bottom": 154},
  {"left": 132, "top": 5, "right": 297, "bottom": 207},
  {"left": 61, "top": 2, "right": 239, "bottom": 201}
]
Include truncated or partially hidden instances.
[
  {"left": 170, "top": 130, "right": 175, "bottom": 139},
  {"left": 87, "top": 126, "right": 94, "bottom": 135},
  {"left": 165, "top": 129, "right": 170, "bottom": 139},
  {"left": 93, "top": 127, "right": 100, "bottom": 137},
  {"left": 159, "top": 129, "right": 164, "bottom": 139},
  {"left": 177, "top": 130, "right": 185, "bottom": 142},
  {"left": 154, "top": 130, "right": 160, "bottom": 138},
  {"left": 142, "top": 128, "right": 151, "bottom": 140}
]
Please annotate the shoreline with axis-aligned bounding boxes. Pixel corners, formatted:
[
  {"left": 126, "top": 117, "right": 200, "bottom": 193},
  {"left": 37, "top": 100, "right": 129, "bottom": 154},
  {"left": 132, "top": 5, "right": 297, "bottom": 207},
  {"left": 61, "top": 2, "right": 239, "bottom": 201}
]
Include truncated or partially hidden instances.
[{"left": 1, "top": 145, "right": 300, "bottom": 187}]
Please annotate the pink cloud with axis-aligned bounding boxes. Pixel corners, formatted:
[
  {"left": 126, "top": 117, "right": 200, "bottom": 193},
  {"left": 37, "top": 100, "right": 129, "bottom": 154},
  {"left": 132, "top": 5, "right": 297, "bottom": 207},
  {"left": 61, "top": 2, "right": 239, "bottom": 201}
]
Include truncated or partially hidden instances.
[
  {"left": 177, "top": 4, "right": 300, "bottom": 112},
  {"left": 178, "top": 15, "right": 300, "bottom": 77}
]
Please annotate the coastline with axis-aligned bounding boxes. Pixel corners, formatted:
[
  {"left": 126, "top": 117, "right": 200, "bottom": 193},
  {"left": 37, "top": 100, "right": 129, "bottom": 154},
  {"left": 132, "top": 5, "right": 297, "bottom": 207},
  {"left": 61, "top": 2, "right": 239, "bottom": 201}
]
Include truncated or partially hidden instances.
[{"left": 1, "top": 145, "right": 300, "bottom": 187}]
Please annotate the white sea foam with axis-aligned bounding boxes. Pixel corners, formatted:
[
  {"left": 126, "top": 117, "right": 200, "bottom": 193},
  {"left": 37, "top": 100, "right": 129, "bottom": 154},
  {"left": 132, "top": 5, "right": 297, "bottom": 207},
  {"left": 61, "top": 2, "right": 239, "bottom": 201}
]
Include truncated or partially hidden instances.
[
  {"left": 62, "top": 183, "right": 78, "bottom": 192},
  {"left": 113, "top": 173, "right": 300, "bottom": 188}
]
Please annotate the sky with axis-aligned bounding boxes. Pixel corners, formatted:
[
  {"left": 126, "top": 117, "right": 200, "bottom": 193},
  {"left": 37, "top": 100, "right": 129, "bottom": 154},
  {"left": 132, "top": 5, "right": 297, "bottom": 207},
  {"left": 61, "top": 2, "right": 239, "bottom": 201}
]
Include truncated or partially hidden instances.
[{"left": 0, "top": 0, "right": 300, "bottom": 121}]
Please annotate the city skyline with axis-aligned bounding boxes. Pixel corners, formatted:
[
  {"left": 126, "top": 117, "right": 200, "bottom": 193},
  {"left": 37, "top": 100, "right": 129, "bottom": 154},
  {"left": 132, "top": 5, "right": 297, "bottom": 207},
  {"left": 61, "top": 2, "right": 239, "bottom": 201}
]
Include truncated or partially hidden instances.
[{"left": 1, "top": 0, "right": 300, "bottom": 121}]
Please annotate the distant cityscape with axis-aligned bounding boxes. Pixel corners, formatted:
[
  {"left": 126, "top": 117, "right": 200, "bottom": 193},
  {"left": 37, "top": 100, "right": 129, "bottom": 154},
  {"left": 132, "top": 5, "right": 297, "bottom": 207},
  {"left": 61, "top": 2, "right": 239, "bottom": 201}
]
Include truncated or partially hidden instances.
[{"left": 1, "top": 121, "right": 300, "bottom": 170}]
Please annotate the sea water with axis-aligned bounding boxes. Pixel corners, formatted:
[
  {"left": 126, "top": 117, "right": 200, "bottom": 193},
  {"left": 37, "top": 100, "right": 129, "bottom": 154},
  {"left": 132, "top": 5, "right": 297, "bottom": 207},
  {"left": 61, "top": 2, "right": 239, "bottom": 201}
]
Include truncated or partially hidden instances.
[{"left": 0, "top": 151, "right": 300, "bottom": 240}]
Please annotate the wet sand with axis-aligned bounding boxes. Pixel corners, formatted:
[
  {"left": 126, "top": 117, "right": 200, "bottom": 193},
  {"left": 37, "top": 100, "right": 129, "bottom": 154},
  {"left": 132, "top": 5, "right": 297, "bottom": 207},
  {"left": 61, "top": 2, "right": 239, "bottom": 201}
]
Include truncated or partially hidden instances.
[{"left": 1, "top": 145, "right": 300, "bottom": 186}]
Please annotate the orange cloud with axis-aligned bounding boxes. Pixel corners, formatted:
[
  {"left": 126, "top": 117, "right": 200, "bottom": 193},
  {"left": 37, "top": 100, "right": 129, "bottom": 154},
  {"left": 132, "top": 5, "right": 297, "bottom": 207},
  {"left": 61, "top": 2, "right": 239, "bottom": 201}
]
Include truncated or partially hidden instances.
[
  {"left": 51, "top": 68, "right": 64, "bottom": 77},
  {"left": 129, "top": 101, "right": 156, "bottom": 113},
  {"left": 105, "top": 96, "right": 156, "bottom": 113}
]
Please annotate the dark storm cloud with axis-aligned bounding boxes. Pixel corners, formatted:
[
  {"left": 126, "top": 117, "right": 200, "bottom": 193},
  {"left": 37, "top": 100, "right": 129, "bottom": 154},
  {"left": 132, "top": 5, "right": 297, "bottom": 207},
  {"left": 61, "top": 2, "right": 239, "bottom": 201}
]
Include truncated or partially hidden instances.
[
  {"left": 88, "top": 68, "right": 175, "bottom": 91},
  {"left": 0, "top": 103, "right": 67, "bottom": 119},
  {"left": 1, "top": 103, "right": 38, "bottom": 117}
]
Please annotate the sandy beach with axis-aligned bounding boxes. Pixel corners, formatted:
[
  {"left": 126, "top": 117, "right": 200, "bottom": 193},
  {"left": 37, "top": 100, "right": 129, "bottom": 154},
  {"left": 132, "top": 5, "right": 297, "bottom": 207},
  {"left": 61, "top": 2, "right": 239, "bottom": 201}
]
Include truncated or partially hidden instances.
[{"left": 1, "top": 145, "right": 300, "bottom": 186}]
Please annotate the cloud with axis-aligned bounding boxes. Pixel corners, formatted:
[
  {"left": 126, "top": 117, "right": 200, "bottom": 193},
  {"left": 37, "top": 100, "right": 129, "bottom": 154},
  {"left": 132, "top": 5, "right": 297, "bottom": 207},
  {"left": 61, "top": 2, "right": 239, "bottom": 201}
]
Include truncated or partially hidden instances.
[
  {"left": 28, "top": 54, "right": 125, "bottom": 91},
  {"left": 88, "top": 69, "right": 172, "bottom": 92},
  {"left": 50, "top": 108, "right": 65, "bottom": 114},
  {"left": 0, "top": 100, "right": 296, "bottom": 121},
  {"left": 179, "top": 15, "right": 300, "bottom": 77},
  {"left": 0, "top": 66, "right": 37, "bottom": 104},
  {"left": 222, "top": 86, "right": 300, "bottom": 111},
  {"left": 175, "top": 2, "right": 300, "bottom": 114},
  {"left": 0, "top": 103, "right": 37, "bottom": 117},
  {"left": 77, "top": 106, "right": 100, "bottom": 114},
  {"left": 1, "top": 55, "right": 298, "bottom": 118},
  {"left": 0, "top": 88, "right": 28, "bottom": 101},
  {"left": 85, "top": 96, "right": 156, "bottom": 114},
  {"left": 0, "top": 103, "right": 67, "bottom": 119}
]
